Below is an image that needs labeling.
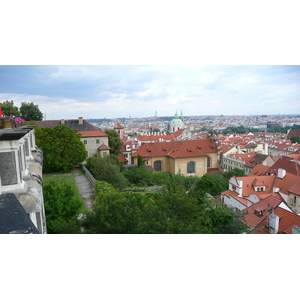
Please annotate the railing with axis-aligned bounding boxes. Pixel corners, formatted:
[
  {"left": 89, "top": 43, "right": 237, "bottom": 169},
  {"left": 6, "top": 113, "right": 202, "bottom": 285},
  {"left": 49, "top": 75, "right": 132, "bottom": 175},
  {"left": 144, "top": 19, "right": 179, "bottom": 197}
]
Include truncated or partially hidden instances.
[{"left": 80, "top": 163, "right": 96, "bottom": 186}]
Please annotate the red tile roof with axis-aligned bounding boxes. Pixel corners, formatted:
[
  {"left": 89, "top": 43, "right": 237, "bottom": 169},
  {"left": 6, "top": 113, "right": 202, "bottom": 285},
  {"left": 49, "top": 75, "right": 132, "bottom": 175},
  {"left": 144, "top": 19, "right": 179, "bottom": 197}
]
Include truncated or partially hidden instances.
[
  {"left": 98, "top": 144, "right": 110, "bottom": 150},
  {"left": 286, "top": 177, "right": 300, "bottom": 196},
  {"left": 241, "top": 195, "right": 282, "bottom": 232},
  {"left": 287, "top": 129, "right": 300, "bottom": 138},
  {"left": 78, "top": 130, "right": 108, "bottom": 137},
  {"left": 248, "top": 164, "right": 269, "bottom": 176},
  {"left": 118, "top": 153, "right": 128, "bottom": 163},
  {"left": 131, "top": 139, "right": 218, "bottom": 159},
  {"left": 274, "top": 207, "right": 300, "bottom": 234},
  {"left": 114, "top": 123, "right": 124, "bottom": 129},
  {"left": 266, "top": 159, "right": 300, "bottom": 177}
]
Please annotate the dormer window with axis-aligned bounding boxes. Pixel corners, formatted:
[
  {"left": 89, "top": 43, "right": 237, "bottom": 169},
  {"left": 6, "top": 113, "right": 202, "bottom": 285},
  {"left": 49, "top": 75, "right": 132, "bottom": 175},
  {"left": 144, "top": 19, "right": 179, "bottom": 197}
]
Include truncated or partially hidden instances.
[{"left": 255, "top": 209, "right": 263, "bottom": 217}]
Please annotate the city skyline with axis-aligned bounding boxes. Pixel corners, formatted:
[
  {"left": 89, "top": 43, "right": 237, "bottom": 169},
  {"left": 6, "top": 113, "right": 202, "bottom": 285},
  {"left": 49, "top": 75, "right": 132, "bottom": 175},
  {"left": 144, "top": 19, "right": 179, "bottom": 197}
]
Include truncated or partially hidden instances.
[{"left": 0, "top": 65, "right": 299, "bottom": 120}]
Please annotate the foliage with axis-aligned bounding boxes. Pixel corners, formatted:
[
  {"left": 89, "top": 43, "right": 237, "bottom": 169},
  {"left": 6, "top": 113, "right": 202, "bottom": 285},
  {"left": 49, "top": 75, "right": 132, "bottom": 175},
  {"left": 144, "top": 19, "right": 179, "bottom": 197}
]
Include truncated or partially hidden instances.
[
  {"left": 194, "top": 173, "right": 227, "bottom": 197},
  {"left": 43, "top": 177, "right": 83, "bottom": 233},
  {"left": 123, "top": 165, "right": 153, "bottom": 187},
  {"left": 85, "top": 154, "right": 128, "bottom": 190},
  {"left": 223, "top": 168, "right": 246, "bottom": 179},
  {"left": 82, "top": 181, "right": 248, "bottom": 234},
  {"left": 267, "top": 124, "right": 300, "bottom": 134},
  {"left": 290, "top": 136, "right": 300, "bottom": 143},
  {"left": 222, "top": 126, "right": 260, "bottom": 135},
  {"left": 137, "top": 155, "right": 144, "bottom": 167},
  {"left": 36, "top": 125, "right": 87, "bottom": 172},
  {"left": 105, "top": 129, "right": 123, "bottom": 155},
  {"left": 0, "top": 100, "right": 20, "bottom": 117},
  {"left": 20, "top": 101, "right": 43, "bottom": 121}
]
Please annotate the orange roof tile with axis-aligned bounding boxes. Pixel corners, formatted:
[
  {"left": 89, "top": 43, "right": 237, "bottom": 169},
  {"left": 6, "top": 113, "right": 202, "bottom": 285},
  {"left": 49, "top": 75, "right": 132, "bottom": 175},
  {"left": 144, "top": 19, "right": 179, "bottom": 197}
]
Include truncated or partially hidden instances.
[
  {"left": 241, "top": 195, "right": 282, "bottom": 231},
  {"left": 274, "top": 207, "right": 300, "bottom": 234},
  {"left": 98, "top": 144, "right": 110, "bottom": 150},
  {"left": 248, "top": 164, "right": 269, "bottom": 176},
  {"left": 78, "top": 130, "right": 108, "bottom": 137},
  {"left": 132, "top": 139, "right": 217, "bottom": 159}
]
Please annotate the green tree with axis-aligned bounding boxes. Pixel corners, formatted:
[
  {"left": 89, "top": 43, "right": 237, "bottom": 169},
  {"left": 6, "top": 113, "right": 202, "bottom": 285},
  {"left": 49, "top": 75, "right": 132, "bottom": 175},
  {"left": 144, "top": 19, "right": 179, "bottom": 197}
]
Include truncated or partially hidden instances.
[
  {"left": 105, "top": 129, "right": 123, "bottom": 155},
  {"left": 85, "top": 155, "right": 128, "bottom": 190},
  {"left": 195, "top": 173, "right": 227, "bottom": 196},
  {"left": 43, "top": 177, "right": 83, "bottom": 233},
  {"left": 123, "top": 165, "right": 153, "bottom": 186},
  {"left": 20, "top": 101, "right": 43, "bottom": 121},
  {"left": 223, "top": 168, "right": 246, "bottom": 180},
  {"left": 0, "top": 100, "right": 20, "bottom": 116},
  {"left": 290, "top": 136, "right": 300, "bottom": 143},
  {"left": 36, "top": 125, "right": 87, "bottom": 172}
]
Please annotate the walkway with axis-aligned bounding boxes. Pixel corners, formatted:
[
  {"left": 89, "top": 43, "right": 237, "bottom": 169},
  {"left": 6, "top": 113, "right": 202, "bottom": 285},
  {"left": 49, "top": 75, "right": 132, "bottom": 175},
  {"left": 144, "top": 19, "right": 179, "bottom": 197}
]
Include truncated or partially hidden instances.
[{"left": 72, "top": 168, "right": 94, "bottom": 212}]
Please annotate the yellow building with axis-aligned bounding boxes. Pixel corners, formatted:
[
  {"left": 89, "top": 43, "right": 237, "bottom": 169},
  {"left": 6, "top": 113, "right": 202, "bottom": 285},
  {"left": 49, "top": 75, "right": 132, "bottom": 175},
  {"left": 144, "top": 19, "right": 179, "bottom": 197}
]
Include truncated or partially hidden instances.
[{"left": 131, "top": 139, "right": 220, "bottom": 177}]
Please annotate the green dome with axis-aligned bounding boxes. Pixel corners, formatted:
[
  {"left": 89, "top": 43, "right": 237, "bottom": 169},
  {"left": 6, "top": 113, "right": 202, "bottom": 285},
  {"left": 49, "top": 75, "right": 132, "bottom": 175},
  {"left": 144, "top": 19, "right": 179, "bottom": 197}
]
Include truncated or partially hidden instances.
[{"left": 170, "top": 118, "right": 183, "bottom": 124}]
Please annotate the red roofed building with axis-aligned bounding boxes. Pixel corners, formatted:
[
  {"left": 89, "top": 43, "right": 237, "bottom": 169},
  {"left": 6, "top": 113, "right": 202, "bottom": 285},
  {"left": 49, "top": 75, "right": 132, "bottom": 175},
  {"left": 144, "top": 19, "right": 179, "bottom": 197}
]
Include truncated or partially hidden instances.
[
  {"left": 37, "top": 117, "right": 109, "bottom": 158},
  {"left": 131, "top": 139, "right": 219, "bottom": 177},
  {"left": 239, "top": 195, "right": 300, "bottom": 234},
  {"left": 221, "top": 168, "right": 300, "bottom": 213}
]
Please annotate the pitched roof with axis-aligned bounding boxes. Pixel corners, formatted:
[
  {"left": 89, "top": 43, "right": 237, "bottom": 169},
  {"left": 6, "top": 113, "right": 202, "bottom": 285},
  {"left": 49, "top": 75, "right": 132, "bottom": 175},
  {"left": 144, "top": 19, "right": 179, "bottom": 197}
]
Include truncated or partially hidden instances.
[
  {"left": 36, "top": 119, "right": 104, "bottom": 133},
  {"left": 131, "top": 139, "right": 218, "bottom": 159},
  {"left": 229, "top": 152, "right": 256, "bottom": 163},
  {"left": 275, "top": 207, "right": 300, "bottom": 234},
  {"left": 286, "top": 177, "right": 300, "bottom": 196},
  {"left": 78, "top": 130, "right": 107, "bottom": 137},
  {"left": 287, "top": 129, "right": 300, "bottom": 138},
  {"left": 248, "top": 164, "right": 270, "bottom": 176},
  {"left": 114, "top": 123, "right": 124, "bottom": 129},
  {"left": 98, "top": 144, "right": 110, "bottom": 150},
  {"left": 266, "top": 159, "right": 300, "bottom": 177},
  {"left": 240, "top": 195, "right": 282, "bottom": 232},
  {"left": 117, "top": 153, "right": 128, "bottom": 163}
]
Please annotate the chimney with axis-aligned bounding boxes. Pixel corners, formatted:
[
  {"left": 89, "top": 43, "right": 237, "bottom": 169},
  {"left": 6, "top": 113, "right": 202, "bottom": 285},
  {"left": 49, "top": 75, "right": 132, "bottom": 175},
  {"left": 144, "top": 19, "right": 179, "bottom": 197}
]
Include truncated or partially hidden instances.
[
  {"left": 61, "top": 119, "right": 65, "bottom": 124},
  {"left": 237, "top": 179, "right": 243, "bottom": 197},
  {"left": 277, "top": 168, "right": 286, "bottom": 179},
  {"left": 79, "top": 117, "right": 83, "bottom": 125}
]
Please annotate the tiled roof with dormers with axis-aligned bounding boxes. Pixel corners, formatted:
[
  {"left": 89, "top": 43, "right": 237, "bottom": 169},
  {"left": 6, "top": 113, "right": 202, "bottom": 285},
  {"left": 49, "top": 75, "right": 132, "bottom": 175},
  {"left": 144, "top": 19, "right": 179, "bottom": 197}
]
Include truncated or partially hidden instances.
[
  {"left": 241, "top": 195, "right": 283, "bottom": 231},
  {"left": 131, "top": 139, "right": 217, "bottom": 159}
]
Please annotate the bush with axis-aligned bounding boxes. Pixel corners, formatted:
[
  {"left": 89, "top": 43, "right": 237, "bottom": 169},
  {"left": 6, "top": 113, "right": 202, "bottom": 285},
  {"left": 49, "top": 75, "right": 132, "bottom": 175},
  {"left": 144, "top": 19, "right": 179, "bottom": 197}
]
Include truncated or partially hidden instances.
[{"left": 43, "top": 177, "right": 83, "bottom": 233}]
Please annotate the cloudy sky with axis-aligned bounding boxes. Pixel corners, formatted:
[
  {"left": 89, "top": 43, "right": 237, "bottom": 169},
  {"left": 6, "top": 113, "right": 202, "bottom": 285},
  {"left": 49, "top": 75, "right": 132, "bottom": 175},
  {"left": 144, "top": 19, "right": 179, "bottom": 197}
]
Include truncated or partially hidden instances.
[{"left": 0, "top": 65, "right": 299, "bottom": 120}]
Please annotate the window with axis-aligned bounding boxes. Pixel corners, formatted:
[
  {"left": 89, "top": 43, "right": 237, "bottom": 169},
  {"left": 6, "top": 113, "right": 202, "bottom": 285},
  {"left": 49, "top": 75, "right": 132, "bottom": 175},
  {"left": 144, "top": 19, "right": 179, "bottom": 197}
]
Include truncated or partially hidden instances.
[
  {"left": 154, "top": 160, "right": 162, "bottom": 172},
  {"left": 84, "top": 140, "right": 87, "bottom": 144},
  {"left": 96, "top": 139, "right": 99, "bottom": 144},
  {"left": 187, "top": 161, "right": 195, "bottom": 174},
  {"left": 291, "top": 196, "right": 297, "bottom": 206},
  {"left": 207, "top": 157, "right": 211, "bottom": 168}
]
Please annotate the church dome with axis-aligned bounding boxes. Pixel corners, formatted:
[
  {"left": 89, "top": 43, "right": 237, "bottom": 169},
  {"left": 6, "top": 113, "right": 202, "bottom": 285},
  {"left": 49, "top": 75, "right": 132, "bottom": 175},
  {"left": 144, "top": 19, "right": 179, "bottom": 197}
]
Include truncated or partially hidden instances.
[
  {"left": 170, "top": 118, "right": 183, "bottom": 124},
  {"left": 170, "top": 112, "right": 183, "bottom": 124}
]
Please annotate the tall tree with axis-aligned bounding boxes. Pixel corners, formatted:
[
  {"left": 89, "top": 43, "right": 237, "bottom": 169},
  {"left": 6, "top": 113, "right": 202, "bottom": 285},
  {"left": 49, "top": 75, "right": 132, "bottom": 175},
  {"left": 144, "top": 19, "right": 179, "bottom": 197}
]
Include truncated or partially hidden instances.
[
  {"left": 36, "top": 125, "right": 87, "bottom": 172},
  {"left": 105, "top": 129, "right": 123, "bottom": 155},
  {"left": 0, "top": 100, "right": 20, "bottom": 116},
  {"left": 20, "top": 101, "right": 43, "bottom": 121}
]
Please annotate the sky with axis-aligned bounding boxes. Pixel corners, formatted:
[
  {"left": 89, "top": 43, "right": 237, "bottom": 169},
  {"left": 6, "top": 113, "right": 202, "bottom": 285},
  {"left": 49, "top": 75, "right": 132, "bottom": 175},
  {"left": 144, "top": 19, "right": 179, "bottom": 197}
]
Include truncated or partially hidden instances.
[{"left": 0, "top": 65, "right": 299, "bottom": 120}]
